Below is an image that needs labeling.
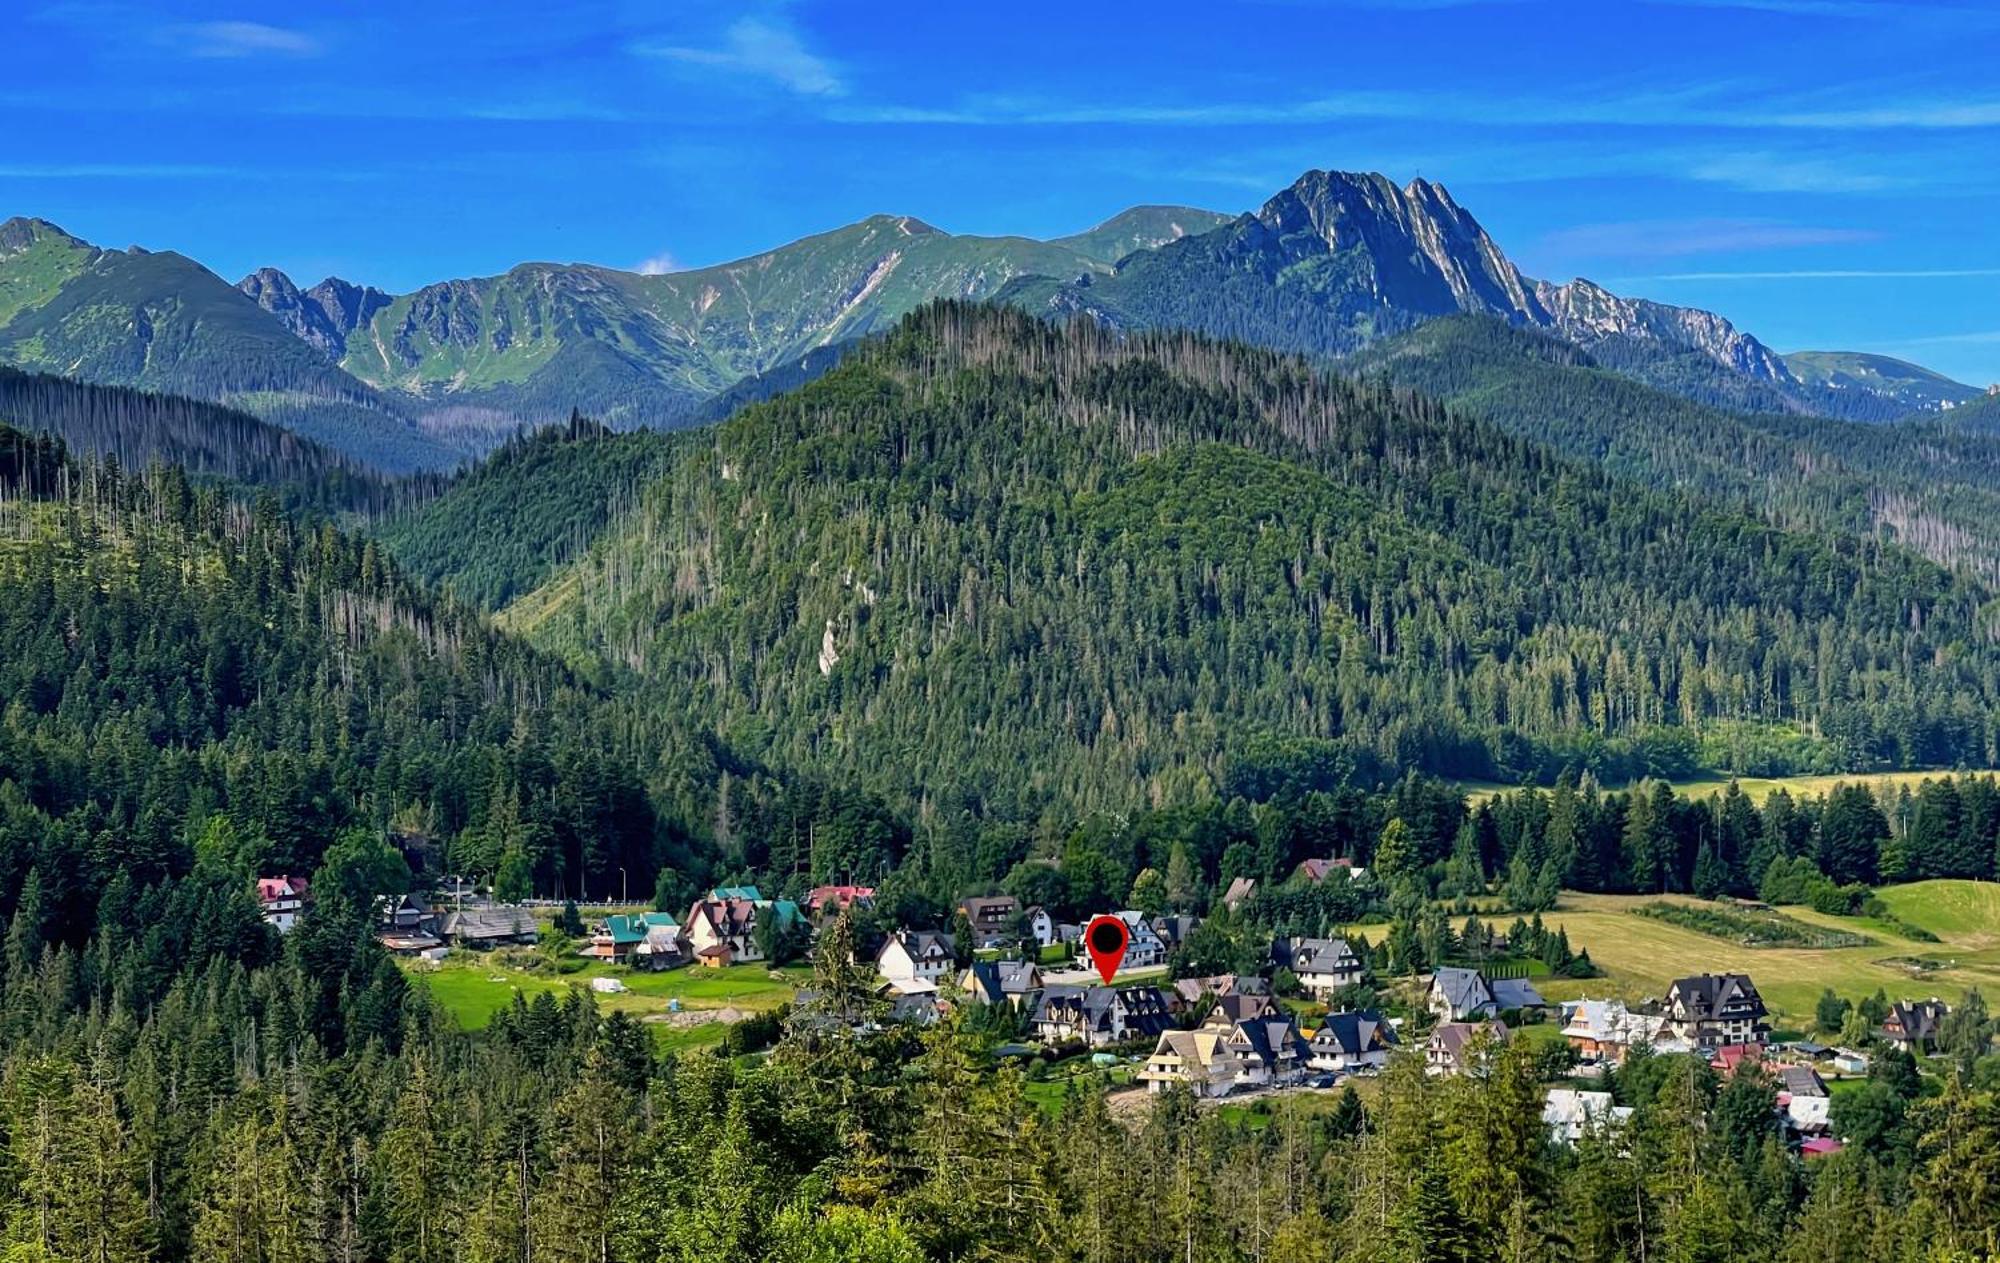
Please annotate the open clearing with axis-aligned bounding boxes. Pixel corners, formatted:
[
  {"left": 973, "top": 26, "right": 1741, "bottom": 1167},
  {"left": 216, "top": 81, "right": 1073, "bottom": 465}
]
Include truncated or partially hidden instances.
[
  {"left": 1462, "top": 770, "right": 2000, "bottom": 807},
  {"left": 408, "top": 953, "right": 810, "bottom": 1052},
  {"left": 1515, "top": 880, "right": 2000, "bottom": 1023}
]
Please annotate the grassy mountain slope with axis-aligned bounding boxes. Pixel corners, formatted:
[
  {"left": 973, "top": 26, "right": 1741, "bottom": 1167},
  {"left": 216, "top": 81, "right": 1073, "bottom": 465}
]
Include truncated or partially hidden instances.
[
  {"left": 1347, "top": 315, "right": 2000, "bottom": 579},
  {"left": 492, "top": 303, "right": 2000, "bottom": 817},
  {"left": 0, "top": 219, "right": 460, "bottom": 473},
  {"left": 1049, "top": 205, "right": 1235, "bottom": 263},
  {"left": 1788, "top": 350, "right": 1984, "bottom": 414},
  {"left": 339, "top": 217, "right": 1111, "bottom": 433}
]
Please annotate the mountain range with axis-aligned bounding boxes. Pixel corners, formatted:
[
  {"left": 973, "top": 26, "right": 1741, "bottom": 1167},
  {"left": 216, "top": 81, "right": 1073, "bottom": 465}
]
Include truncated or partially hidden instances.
[{"left": 1, "top": 171, "right": 1981, "bottom": 473}]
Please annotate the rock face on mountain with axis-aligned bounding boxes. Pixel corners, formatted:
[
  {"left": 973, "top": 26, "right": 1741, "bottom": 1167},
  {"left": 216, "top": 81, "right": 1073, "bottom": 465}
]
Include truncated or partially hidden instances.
[
  {"left": 1005, "top": 170, "right": 1807, "bottom": 402},
  {"left": 1533, "top": 277, "right": 1794, "bottom": 385},
  {"left": 1258, "top": 171, "right": 1547, "bottom": 323},
  {"left": 238, "top": 268, "right": 392, "bottom": 360}
]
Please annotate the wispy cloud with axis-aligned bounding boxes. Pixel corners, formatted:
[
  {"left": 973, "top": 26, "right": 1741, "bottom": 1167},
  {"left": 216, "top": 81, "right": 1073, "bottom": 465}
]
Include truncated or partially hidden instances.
[
  {"left": 635, "top": 250, "right": 682, "bottom": 275},
  {"left": 165, "top": 21, "right": 321, "bottom": 59},
  {"left": 1684, "top": 152, "right": 1901, "bottom": 193},
  {"left": 1539, "top": 218, "right": 1876, "bottom": 258},
  {"left": 634, "top": 17, "right": 843, "bottom": 97},
  {"left": 0, "top": 161, "right": 250, "bottom": 178},
  {"left": 1613, "top": 267, "right": 2000, "bottom": 282}
]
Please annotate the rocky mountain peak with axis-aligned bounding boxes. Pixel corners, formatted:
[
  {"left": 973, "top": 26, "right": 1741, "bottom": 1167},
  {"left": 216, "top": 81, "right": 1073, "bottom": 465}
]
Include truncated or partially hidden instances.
[{"left": 238, "top": 267, "right": 391, "bottom": 361}]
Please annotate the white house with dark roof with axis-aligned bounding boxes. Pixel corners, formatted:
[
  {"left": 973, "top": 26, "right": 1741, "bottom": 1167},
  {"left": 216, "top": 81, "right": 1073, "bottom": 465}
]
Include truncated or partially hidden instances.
[
  {"left": 1307, "top": 1011, "right": 1399, "bottom": 1074},
  {"left": 877, "top": 929, "right": 957, "bottom": 990},
  {"left": 1028, "top": 984, "right": 1173, "bottom": 1047},
  {"left": 1428, "top": 967, "right": 1544, "bottom": 1021},
  {"left": 1661, "top": 973, "right": 1769, "bottom": 1047},
  {"left": 1273, "top": 936, "right": 1367, "bottom": 997}
]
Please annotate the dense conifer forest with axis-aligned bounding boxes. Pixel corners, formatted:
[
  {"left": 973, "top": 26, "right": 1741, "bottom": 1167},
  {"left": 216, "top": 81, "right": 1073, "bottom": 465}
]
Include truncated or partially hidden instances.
[
  {"left": 11, "top": 302, "right": 2000, "bottom": 1262},
  {"left": 428, "top": 304, "right": 2000, "bottom": 822}
]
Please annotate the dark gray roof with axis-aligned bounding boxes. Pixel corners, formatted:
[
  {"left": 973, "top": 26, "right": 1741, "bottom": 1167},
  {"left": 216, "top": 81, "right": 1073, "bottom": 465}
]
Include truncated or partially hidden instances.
[
  {"left": 1311, "top": 1011, "right": 1398, "bottom": 1056},
  {"left": 442, "top": 907, "right": 538, "bottom": 940}
]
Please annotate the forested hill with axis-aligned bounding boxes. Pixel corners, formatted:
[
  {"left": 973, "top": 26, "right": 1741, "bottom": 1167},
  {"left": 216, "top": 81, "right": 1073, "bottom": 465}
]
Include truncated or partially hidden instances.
[
  {"left": 1345, "top": 315, "right": 2000, "bottom": 580},
  {"left": 0, "top": 367, "right": 397, "bottom": 514},
  {"left": 478, "top": 302, "right": 2000, "bottom": 819},
  {"left": 0, "top": 427, "right": 737, "bottom": 911},
  {"left": 377, "top": 414, "right": 679, "bottom": 608}
]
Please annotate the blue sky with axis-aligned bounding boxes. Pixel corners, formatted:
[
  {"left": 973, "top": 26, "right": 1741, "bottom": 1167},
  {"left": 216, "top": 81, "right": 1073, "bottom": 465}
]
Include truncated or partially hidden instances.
[{"left": 8, "top": 0, "right": 1999, "bottom": 384}]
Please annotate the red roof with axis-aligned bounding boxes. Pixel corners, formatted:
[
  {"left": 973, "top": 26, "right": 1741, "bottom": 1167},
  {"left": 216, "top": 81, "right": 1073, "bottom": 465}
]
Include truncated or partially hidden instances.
[
  {"left": 806, "top": 884, "right": 876, "bottom": 913},
  {"left": 256, "top": 875, "right": 309, "bottom": 903},
  {"left": 1801, "top": 1138, "right": 1843, "bottom": 1158},
  {"left": 1710, "top": 1043, "right": 1763, "bottom": 1074}
]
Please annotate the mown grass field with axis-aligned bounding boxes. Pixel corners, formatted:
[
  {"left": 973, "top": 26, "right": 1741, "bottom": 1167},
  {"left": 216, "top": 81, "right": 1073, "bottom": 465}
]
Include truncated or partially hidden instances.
[
  {"left": 1515, "top": 880, "right": 2000, "bottom": 1023},
  {"left": 407, "top": 952, "right": 810, "bottom": 1052},
  {"left": 1462, "top": 770, "right": 2000, "bottom": 806}
]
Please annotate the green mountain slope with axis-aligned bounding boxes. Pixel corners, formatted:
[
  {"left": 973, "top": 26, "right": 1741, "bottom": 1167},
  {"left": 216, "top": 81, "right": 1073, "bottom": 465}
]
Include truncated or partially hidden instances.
[
  {"left": 0, "top": 218, "right": 460, "bottom": 472},
  {"left": 338, "top": 216, "right": 1111, "bottom": 433},
  {"left": 1788, "top": 350, "right": 1983, "bottom": 414},
  {"left": 489, "top": 303, "right": 2000, "bottom": 817},
  {"left": 1049, "top": 204, "right": 1235, "bottom": 262},
  {"left": 1346, "top": 315, "right": 2000, "bottom": 578}
]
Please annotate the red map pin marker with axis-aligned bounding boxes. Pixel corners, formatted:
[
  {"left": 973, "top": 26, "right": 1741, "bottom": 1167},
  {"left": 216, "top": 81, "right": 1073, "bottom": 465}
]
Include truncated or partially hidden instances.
[{"left": 1083, "top": 914, "right": 1130, "bottom": 983}]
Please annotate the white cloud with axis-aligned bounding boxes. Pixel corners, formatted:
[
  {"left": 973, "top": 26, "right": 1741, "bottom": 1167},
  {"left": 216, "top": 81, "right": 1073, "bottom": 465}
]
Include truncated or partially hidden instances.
[
  {"left": 635, "top": 251, "right": 682, "bottom": 275},
  {"left": 1684, "top": 153, "right": 1899, "bottom": 194},
  {"left": 168, "top": 20, "right": 321, "bottom": 59},
  {"left": 635, "top": 17, "right": 844, "bottom": 98},
  {"left": 1538, "top": 218, "right": 1876, "bottom": 258}
]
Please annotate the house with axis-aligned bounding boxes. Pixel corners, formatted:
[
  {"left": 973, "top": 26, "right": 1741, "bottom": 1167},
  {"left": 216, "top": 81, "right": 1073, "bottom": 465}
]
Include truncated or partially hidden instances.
[
  {"left": 958, "top": 896, "right": 1021, "bottom": 949},
  {"left": 1297, "top": 858, "right": 1365, "bottom": 884},
  {"left": 374, "top": 892, "right": 441, "bottom": 954},
  {"left": 1025, "top": 906, "right": 1056, "bottom": 948},
  {"left": 960, "top": 959, "right": 1043, "bottom": 1008},
  {"left": 889, "top": 991, "right": 943, "bottom": 1027},
  {"left": 1273, "top": 937, "right": 1367, "bottom": 997},
  {"left": 1777, "top": 1065, "right": 1832, "bottom": 1133},
  {"left": 1428, "top": 967, "right": 1545, "bottom": 1022},
  {"left": 1221, "top": 876, "right": 1258, "bottom": 912},
  {"left": 1881, "top": 999, "right": 1948, "bottom": 1054},
  {"left": 580, "top": 914, "right": 649, "bottom": 964},
  {"left": 1427, "top": 1020, "right": 1508, "bottom": 1075},
  {"left": 633, "top": 913, "right": 686, "bottom": 970},
  {"left": 804, "top": 884, "right": 875, "bottom": 920},
  {"left": 878, "top": 930, "right": 958, "bottom": 990},
  {"left": 682, "top": 895, "right": 804, "bottom": 965},
  {"left": 1662, "top": 974, "right": 1770, "bottom": 1047},
  {"left": 1112, "top": 911, "right": 1168, "bottom": 969},
  {"left": 1801, "top": 1138, "right": 1844, "bottom": 1159},
  {"left": 1151, "top": 914, "right": 1201, "bottom": 950},
  {"left": 1711, "top": 1043, "right": 1763, "bottom": 1077},
  {"left": 442, "top": 906, "right": 539, "bottom": 948},
  {"left": 1544, "top": 1089, "right": 1633, "bottom": 1146},
  {"left": 1208, "top": 991, "right": 1282, "bottom": 1024},
  {"left": 1203, "top": 1010, "right": 1309, "bottom": 1088},
  {"left": 1139, "top": 1029, "right": 1241, "bottom": 1098},
  {"left": 377, "top": 891, "right": 438, "bottom": 936},
  {"left": 1560, "top": 999, "right": 1664, "bottom": 1064},
  {"left": 1831, "top": 1048, "right": 1870, "bottom": 1076},
  {"left": 256, "top": 876, "right": 311, "bottom": 933},
  {"left": 1307, "top": 1011, "right": 1399, "bottom": 1075},
  {"left": 1028, "top": 985, "right": 1173, "bottom": 1047},
  {"left": 1171, "top": 974, "right": 1269, "bottom": 1010}
]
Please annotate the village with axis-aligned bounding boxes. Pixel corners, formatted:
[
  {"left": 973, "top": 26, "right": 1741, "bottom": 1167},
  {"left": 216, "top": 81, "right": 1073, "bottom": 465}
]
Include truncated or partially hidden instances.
[{"left": 255, "top": 869, "right": 1960, "bottom": 1155}]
